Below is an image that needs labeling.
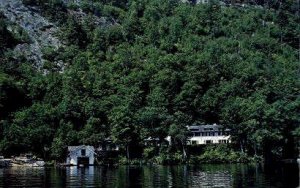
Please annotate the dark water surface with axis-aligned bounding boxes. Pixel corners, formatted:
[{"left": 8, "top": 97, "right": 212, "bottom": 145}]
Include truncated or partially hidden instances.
[{"left": 0, "top": 164, "right": 299, "bottom": 187}]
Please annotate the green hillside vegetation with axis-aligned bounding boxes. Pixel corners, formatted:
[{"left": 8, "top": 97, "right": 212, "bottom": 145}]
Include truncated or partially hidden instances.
[{"left": 0, "top": 0, "right": 299, "bottom": 163}]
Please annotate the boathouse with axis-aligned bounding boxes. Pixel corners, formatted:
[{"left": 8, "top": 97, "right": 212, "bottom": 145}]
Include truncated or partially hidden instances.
[{"left": 66, "top": 145, "right": 95, "bottom": 166}]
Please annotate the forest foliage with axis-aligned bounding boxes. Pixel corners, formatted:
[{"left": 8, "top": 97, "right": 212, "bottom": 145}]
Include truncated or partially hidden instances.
[{"left": 0, "top": 0, "right": 299, "bottom": 162}]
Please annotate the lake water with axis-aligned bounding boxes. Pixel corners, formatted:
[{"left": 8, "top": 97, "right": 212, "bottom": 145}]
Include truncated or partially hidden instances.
[{"left": 0, "top": 164, "right": 299, "bottom": 187}]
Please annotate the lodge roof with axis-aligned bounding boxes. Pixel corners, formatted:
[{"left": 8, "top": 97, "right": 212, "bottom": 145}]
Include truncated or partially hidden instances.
[
  {"left": 67, "top": 145, "right": 94, "bottom": 152},
  {"left": 188, "top": 124, "right": 230, "bottom": 132}
]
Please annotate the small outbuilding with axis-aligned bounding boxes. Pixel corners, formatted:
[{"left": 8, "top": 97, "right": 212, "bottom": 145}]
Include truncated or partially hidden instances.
[{"left": 66, "top": 145, "right": 95, "bottom": 166}]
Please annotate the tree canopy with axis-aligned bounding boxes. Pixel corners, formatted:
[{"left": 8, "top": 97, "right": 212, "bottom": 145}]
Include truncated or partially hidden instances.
[{"left": 0, "top": 0, "right": 299, "bottom": 161}]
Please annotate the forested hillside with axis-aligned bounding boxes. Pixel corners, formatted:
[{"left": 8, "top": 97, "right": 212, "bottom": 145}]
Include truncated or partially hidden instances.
[{"left": 0, "top": 0, "right": 299, "bottom": 162}]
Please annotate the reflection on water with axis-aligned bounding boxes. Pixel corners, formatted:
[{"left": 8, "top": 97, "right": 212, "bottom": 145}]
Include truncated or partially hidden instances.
[
  {"left": 189, "top": 169, "right": 232, "bottom": 187},
  {"left": 67, "top": 166, "right": 95, "bottom": 187},
  {"left": 0, "top": 164, "right": 298, "bottom": 188},
  {"left": 0, "top": 167, "right": 46, "bottom": 187}
]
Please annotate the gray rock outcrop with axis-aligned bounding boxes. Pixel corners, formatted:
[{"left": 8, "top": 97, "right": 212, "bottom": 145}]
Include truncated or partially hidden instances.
[{"left": 0, "top": 0, "right": 61, "bottom": 67}]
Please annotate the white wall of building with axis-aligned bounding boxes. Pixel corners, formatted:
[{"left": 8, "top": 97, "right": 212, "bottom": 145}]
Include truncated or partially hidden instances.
[
  {"left": 188, "top": 135, "right": 231, "bottom": 145},
  {"left": 66, "top": 146, "right": 95, "bottom": 165}
]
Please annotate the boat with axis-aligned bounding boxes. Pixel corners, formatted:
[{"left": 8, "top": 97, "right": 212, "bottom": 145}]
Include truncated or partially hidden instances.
[{"left": 11, "top": 154, "right": 45, "bottom": 167}]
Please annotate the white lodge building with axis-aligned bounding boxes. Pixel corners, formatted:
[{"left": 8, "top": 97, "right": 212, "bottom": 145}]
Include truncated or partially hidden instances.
[{"left": 187, "top": 124, "right": 231, "bottom": 145}]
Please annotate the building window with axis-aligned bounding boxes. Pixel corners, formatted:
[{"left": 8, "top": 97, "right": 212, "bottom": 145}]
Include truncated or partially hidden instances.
[
  {"left": 81, "top": 149, "right": 86, "bottom": 156},
  {"left": 219, "top": 140, "right": 227, "bottom": 144},
  {"left": 192, "top": 141, "right": 197, "bottom": 145},
  {"left": 205, "top": 140, "right": 212, "bottom": 144},
  {"left": 209, "top": 132, "right": 215, "bottom": 136},
  {"left": 195, "top": 132, "right": 201, "bottom": 137}
]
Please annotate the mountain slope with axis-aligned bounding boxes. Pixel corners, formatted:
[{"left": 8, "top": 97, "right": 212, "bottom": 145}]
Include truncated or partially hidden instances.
[{"left": 0, "top": 0, "right": 61, "bottom": 66}]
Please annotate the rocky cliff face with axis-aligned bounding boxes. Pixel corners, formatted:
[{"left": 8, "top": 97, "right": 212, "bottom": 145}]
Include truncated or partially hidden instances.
[
  {"left": 0, "top": 0, "right": 61, "bottom": 67},
  {"left": 0, "top": 0, "right": 113, "bottom": 68}
]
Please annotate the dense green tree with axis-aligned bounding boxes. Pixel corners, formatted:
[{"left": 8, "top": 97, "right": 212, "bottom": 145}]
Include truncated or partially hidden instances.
[{"left": 0, "top": 0, "right": 299, "bottom": 161}]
